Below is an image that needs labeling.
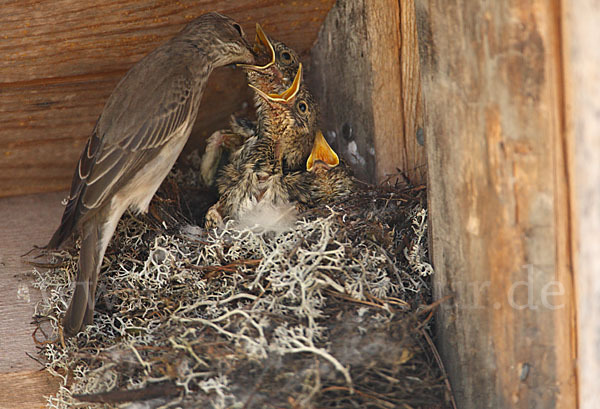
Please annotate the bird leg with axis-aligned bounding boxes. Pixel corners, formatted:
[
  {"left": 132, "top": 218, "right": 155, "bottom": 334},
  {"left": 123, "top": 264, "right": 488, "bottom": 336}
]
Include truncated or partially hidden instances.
[{"left": 205, "top": 201, "right": 225, "bottom": 229}]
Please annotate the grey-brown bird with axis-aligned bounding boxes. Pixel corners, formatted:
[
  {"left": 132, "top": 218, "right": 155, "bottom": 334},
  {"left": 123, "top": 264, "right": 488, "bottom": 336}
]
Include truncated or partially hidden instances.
[{"left": 46, "top": 12, "right": 254, "bottom": 336}]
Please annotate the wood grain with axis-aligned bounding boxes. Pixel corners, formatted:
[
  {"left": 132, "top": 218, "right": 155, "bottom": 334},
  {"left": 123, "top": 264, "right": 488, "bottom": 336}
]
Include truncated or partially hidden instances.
[
  {"left": 0, "top": 191, "right": 66, "bottom": 372},
  {"left": 0, "top": 191, "right": 67, "bottom": 407},
  {"left": 0, "top": 0, "right": 335, "bottom": 197},
  {"left": 399, "top": 0, "right": 426, "bottom": 184},
  {"left": 0, "top": 68, "right": 252, "bottom": 196},
  {"left": 365, "top": 0, "right": 405, "bottom": 183},
  {"left": 562, "top": 0, "right": 600, "bottom": 408},
  {"left": 367, "top": 0, "right": 426, "bottom": 184},
  {"left": 308, "top": 0, "right": 426, "bottom": 184},
  {"left": 416, "top": 0, "right": 576, "bottom": 408},
  {"left": 0, "top": 371, "right": 60, "bottom": 409}
]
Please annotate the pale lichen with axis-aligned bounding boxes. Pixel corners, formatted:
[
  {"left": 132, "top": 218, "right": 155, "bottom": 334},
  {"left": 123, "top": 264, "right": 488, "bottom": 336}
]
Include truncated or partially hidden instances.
[{"left": 32, "top": 173, "right": 445, "bottom": 408}]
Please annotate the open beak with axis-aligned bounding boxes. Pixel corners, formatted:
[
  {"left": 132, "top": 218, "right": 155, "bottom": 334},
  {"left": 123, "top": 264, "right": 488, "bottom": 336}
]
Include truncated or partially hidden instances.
[
  {"left": 307, "top": 130, "right": 340, "bottom": 172},
  {"left": 249, "top": 63, "right": 303, "bottom": 103},
  {"left": 237, "top": 23, "right": 275, "bottom": 71}
]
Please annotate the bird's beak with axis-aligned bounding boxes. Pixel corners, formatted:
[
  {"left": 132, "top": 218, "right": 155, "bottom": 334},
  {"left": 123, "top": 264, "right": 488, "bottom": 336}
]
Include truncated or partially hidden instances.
[
  {"left": 237, "top": 23, "right": 275, "bottom": 71},
  {"left": 249, "top": 63, "right": 302, "bottom": 103},
  {"left": 307, "top": 130, "right": 340, "bottom": 172}
]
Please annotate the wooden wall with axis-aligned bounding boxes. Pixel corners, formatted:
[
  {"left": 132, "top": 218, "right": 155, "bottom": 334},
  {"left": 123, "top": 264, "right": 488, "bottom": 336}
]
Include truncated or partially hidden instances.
[
  {"left": 309, "top": 0, "right": 426, "bottom": 185},
  {"left": 563, "top": 1, "right": 600, "bottom": 408},
  {"left": 415, "top": 0, "right": 577, "bottom": 408},
  {"left": 0, "top": 0, "right": 336, "bottom": 198},
  {"left": 0, "top": 192, "right": 64, "bottom": 409},
  {"left": 1, "top": 0, "right": 593, "bottom": 407}
]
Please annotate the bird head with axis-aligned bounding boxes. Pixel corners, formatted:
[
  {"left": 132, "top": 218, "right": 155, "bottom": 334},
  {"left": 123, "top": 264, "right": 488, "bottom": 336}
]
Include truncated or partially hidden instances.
[
  {"left": 179, "top": 12, "right": 255, "bottom": 66},
  {"left": 248, "top": 64, "right": 338, "bottom": 173},
  {"left": 238, "top": 24, "right": 301, "bottom": 95}
]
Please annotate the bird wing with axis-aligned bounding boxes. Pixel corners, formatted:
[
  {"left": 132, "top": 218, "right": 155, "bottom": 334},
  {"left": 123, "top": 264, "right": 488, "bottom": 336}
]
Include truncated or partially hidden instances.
[
  {"left": 82, "top": 70, "right": 197, "bottom": 209},
  {"left": 47, "top": 54, "right": 200, "bottom": 248}
]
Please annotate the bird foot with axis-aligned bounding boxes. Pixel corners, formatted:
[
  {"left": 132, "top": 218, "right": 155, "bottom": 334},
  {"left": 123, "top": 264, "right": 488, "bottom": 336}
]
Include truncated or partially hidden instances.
[{"left": 205, "top": 203, "right": 224, "bottom": 229}]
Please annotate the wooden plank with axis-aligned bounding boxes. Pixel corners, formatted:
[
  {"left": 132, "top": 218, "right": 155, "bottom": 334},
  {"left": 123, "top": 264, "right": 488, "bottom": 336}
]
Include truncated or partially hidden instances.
[
  {"left": 308, "top": 0, "right": 426, "bottom": 184},
  {"left": 415, "top": 1, "right": 576, "bottom": 408},
  {"left": 398, "top": 0, "right": 426, "bottom": 184},
  {"left": 0, "top": 191, "right": 67, "bottom": 407},
  {"left": 0, "top": 191, "right": 65, "bottom": 372},
  {"left": 0, "top": 0, "right": 333, "bottom": 83},
  {"left": 562, "top": 0, "right": 600, "bottom": 407},
  {"left": 0, "top": 371, "right": 60, "bottom": 409},
  {"left": 0, "top": 0, "right": 335, "bottom": 198},
  {"left": 0, "top": 69, "right": 252, "bottom": 197}
]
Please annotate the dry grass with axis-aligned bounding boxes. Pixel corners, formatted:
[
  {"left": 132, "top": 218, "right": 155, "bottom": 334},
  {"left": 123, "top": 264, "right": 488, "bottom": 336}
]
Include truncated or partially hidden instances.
[{"left": 31, "top": 159, "right": 451, "bottom": 409}]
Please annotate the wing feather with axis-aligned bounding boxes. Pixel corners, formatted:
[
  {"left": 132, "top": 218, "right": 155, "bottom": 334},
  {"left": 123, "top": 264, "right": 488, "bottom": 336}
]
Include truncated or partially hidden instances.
[{"left": 47, "top": 54, "right": 201, "bottom": 248}]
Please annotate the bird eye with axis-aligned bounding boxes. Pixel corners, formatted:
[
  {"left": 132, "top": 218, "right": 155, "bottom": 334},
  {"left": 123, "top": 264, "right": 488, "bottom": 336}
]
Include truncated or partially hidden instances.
[
  {"left": 281, "top": 51, "right": 292, "bottom": 62},
  {"left": 232, "top": 23, "right": 243, "bottom": 36},
  {"left": 297, "top": 101, "right": 308, "bottom": 113}
]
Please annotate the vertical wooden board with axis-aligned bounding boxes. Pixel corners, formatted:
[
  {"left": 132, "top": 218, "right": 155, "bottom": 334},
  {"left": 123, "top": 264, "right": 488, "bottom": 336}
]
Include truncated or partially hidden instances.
[
  {"left": 0, "top": 0, "right": 336, "bottom": 198},
  {"left": 416, "top": 0, "right": 576, "bottom": 408},
  {"left": 308, "top": 0, "right": 377, "bottom": 182},
  {"left": 562, "top": 0, "right": 600, "bottom": 408},
  {"left": 308, "top": 0, "right": 426, "bottom": 184},
  {"left": 399, "top": 1, "right": 427, "bottom": 184},
  {"left": 364, "top": 0, "right": 405, "bottom": 183}
]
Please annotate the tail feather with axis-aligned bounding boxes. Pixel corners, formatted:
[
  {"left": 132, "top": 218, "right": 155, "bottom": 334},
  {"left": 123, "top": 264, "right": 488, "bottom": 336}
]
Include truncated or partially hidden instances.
[{"left": 62, "top": 209, "right": 114, "bottom": 336}]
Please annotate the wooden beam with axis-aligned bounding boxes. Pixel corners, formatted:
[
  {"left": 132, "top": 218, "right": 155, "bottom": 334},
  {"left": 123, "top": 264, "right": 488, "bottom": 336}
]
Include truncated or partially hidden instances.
[
  {"left": 0, "top": 192, "right": 65, "bottom": 372},
  {"left": 308, "top": 0, "right": 426, "bottom": 184},
  {"left": 0, "top": 0, "right": 335, "bottom": 198},
  {"left": 0, "top": 371, "right": 60, "bottom": 409},
  {"left": 398, "top": 0, "right": 426, "bottom": 184},
  {"left": 562, "top": 0, "right": 600, "bottom": 407},
  {"left": 415, "top": 0, "right": 577, "bottom": 408},
  {"left": 0, "top": 191, "right": 67, "bottom": 407}
]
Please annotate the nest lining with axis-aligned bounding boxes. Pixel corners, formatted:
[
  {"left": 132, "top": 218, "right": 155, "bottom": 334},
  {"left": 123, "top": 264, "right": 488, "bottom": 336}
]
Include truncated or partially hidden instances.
[{"left": 32, "top": 157, "right": 449, "bottom": 409}]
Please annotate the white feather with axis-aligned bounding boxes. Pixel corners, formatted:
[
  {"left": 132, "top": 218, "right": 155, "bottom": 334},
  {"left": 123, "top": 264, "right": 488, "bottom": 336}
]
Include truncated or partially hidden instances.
[{"left": 237, "top": 202, "right": 298, "bottom": 233}]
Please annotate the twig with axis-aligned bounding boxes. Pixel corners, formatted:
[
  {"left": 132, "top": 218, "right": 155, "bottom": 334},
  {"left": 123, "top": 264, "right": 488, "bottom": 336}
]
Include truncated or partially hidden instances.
[
  {"left": 321, "top": 386, "right": 396, "bottom": 409},
  {"left": 421, "top": 329, "right": 458, "bottom": 409},
  {"left": 73, "top": 382, "right": 182, "bottom": 403},
  {"left": 417, "top": 294, "right": 453, "bottom": 315}
]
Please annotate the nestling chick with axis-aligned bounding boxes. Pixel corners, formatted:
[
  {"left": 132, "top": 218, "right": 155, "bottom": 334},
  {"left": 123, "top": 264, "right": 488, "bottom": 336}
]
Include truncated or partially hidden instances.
[
  {"left": 200, "top": 24, "right": 304, "bottom": 186},
  {"left": 240, "top": 23, "right": 304, "bottom": 95},
  {"left": 199, "top": 117, "right": 255, "bottom": 186},
  {"left": 205, "top": 65, "right": 338, "bottom": 228},
  {"left": 304, "top": 151, "right": 356, "bottom": 206}
]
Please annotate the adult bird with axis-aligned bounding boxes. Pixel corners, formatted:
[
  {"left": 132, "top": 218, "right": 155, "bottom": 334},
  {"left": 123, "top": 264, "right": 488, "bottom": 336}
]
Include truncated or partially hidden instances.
[{"left": 46, "top": 12, "right": 255, "bottom": 336}]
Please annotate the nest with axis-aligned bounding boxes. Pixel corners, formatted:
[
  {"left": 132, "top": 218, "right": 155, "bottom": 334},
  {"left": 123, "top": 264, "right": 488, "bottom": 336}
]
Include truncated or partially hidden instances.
[{"left": 31, "top": 153, "right": 452, "bottom": 409}]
